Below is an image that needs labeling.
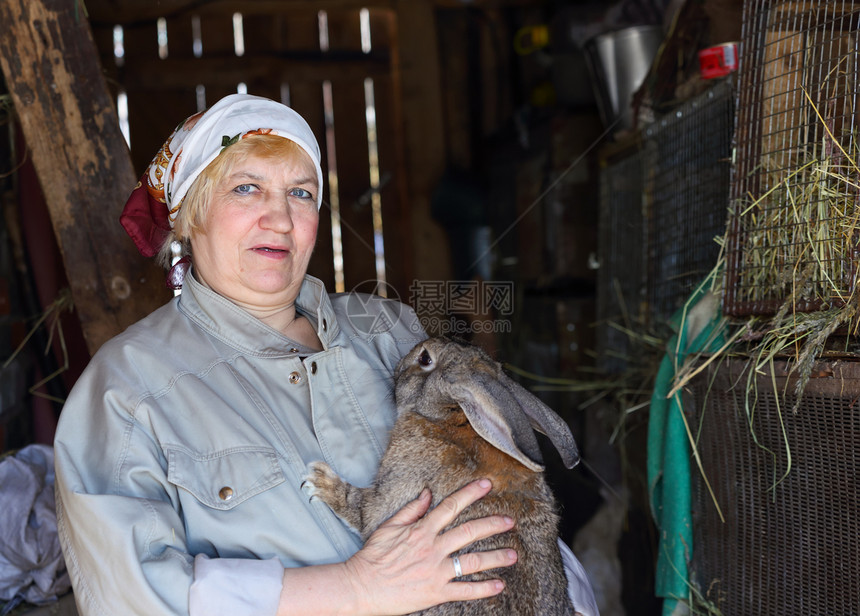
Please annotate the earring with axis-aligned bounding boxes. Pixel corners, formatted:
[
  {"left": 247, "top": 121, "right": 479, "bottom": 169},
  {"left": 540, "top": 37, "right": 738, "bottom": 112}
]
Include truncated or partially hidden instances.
[
  {"left": 166, "top": 240, "right": 191, "bottom": 290},
  {"left": 170, "top": 240, "right": 183, "bottom": 260},
  {"left": 166, "top": 256, "right": 191, "bottom": 290}
]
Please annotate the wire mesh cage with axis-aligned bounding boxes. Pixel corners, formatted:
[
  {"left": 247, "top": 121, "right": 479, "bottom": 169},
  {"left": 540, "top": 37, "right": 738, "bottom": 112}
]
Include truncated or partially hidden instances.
[
  {"left": 643, "top": 78, "right": 735, "bottom": 324},
  {"left": 725, "top": 0, "right": 860, "bottom": 316},
  {"left": 596, "top": 146, "right": 646, "bottom": 374},
  {"left": 687, "top": 358, "right": 860, "bottom": 614}
]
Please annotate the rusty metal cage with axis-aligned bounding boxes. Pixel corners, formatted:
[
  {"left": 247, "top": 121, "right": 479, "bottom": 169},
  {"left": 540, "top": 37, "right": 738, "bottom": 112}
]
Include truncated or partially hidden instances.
[
  {"left": 596, "top": 146, "right": 646, "bottom": 374},
  {"left": 643, "top": 78, "right": 735, "bottom": 323},
  {"left": 687, "top": 358, "right": 860, "bottom": 614},
  {"left": 725, "top": 0, "right": 860, "bottom": 316}
]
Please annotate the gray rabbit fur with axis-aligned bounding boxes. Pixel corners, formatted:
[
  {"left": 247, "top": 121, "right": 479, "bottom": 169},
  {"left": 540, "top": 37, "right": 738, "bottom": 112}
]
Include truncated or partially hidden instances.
[{"left": 305, "top": 336, "right": 580, "bottom": 615}]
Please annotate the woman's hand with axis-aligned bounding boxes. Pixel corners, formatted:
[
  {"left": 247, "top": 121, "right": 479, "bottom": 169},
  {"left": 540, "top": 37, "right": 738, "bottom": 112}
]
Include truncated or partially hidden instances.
[{"left": 342, "top": 478, "right": 518, "bottom": 615}]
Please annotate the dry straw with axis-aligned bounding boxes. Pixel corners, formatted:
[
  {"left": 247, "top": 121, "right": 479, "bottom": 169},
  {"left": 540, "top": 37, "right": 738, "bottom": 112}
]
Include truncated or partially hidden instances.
[
  {"left": 736, "top": 45, "right": 860, "bottom": 311},
  {"left": 736, "top": 134, "right": 860, "bottom": 310}
]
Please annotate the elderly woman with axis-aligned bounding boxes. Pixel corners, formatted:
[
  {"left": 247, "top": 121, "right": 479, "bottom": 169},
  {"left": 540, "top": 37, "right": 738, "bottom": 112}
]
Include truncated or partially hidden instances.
[{"left": 53, "top": 94, "right": 596, "bottom": 616}]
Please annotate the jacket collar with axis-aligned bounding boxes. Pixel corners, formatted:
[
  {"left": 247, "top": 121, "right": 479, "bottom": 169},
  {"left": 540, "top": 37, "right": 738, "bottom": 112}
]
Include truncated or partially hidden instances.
[{"left": 178, "top": 269, "right": 339, "bottom": 356}]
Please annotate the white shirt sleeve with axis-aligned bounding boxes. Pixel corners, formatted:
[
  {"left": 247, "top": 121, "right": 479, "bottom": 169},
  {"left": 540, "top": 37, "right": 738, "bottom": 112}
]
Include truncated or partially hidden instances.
[
  {"left": 188, "top": 542, "right": 598, "bottom": 616},
  {"left": 189, "top": 554, "right": 284, "bottom": 616},
  {"left": 559, "top": 539, "right": 601, "bottom": 616}
]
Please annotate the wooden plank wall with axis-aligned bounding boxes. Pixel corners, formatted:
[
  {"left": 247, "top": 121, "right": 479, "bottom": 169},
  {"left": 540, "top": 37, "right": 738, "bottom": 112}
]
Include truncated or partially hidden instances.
[
  {"left": 0, "top": 0, "right": 172, "bottom": 355},
  {"left": 91, "top": 4, "right": 417, "bottom": 299}
]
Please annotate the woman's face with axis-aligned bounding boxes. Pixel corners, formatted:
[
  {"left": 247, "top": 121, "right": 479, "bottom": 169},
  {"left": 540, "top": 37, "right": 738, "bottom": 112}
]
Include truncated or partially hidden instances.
[{"left": 190, "top": 149, "right": 320, "bottom": 311}]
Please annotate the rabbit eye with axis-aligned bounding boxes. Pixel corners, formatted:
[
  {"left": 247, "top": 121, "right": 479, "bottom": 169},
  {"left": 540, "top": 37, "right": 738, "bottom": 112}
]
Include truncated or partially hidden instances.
[{"left": 417, "top": 348, "right": 434, "bottom": 370}]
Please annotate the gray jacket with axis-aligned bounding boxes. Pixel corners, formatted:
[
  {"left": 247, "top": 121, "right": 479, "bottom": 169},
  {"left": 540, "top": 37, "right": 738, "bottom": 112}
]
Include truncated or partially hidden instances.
[{"left": 54, "top": 272, "right": 426, "bottom": 615}]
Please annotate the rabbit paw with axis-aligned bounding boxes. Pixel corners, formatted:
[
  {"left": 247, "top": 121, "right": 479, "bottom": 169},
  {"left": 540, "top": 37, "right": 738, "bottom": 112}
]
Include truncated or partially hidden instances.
[
  {"left": 303, "top": 461, "right": 364, "bottom": 531},
  {"left": 303, "top": 461, "right": 342, "bottom": 501}
]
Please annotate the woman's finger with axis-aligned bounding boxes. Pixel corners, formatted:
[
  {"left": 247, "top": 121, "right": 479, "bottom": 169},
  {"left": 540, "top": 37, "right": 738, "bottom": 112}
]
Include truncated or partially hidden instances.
[
  {"left": 444, "top": 578, "right": 507, "bottom": 603},
  {"left": 423, "top": 479, "right": 493, "bottom": 532},
  {"left": 434, "top": 549, "right": 517, "bottom": 607},
  {"left": 384, "top": 487, "right": 432, "bottom": 527},
  {"left": 448, "top": 548, "right": 518, "bottom": 580},
  {"left": 439, "top": 513, "right": 516, "bottom": 556}
]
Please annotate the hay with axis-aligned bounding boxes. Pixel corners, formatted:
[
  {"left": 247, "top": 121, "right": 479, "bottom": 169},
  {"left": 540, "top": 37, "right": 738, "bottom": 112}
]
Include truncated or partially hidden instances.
[
  {"left": 736, "top": 144, "right": 860, "bottom": 309},
  {"left": 735, "top": 44, "right": 860, "bottom": 309}
]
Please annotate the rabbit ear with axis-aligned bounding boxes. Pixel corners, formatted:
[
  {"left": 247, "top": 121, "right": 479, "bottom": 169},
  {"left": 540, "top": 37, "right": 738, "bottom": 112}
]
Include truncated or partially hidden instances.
[
  {"left": 501, "top": 378, "right": 580, "bottom": 469},
  {"left": 447, "top": 372, "right": 547, "bottom": 472}
]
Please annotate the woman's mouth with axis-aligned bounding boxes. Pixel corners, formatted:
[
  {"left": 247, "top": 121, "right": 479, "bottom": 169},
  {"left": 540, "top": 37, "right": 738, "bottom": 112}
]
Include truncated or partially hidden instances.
[{"left": 253, "top": 246, "right": 290, "bottom": 257}]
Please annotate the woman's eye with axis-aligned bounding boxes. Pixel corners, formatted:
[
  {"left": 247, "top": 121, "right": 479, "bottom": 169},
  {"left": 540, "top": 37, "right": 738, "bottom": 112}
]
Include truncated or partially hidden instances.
[
  {"left": 233, "top": 184, "right": 258, "bottom": 195},
  {"left": 289, "top": 187, "right": 313, "bottom": 200}
]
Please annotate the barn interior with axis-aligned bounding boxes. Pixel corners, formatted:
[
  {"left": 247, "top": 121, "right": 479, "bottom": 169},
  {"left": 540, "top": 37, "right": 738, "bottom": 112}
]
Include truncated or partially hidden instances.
[{"left": 1, "top": 0, "right": 858, "bottom": 615}]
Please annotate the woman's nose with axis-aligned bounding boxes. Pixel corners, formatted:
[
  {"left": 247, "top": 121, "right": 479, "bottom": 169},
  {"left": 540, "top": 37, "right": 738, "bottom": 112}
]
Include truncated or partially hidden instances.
[{"left": 260, "top": 197, "right": 294, "bottom": 232}]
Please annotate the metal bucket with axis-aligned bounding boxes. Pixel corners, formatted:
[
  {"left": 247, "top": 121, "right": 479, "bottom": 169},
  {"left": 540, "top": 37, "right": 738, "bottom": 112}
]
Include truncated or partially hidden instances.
[{"left": 584, "top": 25, "right": 663, "bottom": 131}]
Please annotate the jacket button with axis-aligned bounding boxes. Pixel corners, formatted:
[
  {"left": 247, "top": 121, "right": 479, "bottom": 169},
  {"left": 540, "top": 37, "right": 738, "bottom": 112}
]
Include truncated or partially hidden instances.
[
  {"left": 322, "top": 319, "right": 328, "bottom": 332},
  {"left": 289, "top": 347, "right": 299, "bottom": 353},
  {"left": 289, "top": 371, "right": 302, "bottom": 384},
  {"left": 218, "top": 487, "right": 234, "bottom": 501},
  {"left": 311, "top": 361, "right": 318, "bottom": 374}
]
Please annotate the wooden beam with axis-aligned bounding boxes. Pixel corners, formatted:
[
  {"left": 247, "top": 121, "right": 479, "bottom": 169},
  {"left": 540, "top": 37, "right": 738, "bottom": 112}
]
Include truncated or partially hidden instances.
[
  {"left": 102, "top": 52, "right": 392, "bottom": 91},
  {"left": 0, "top": 0, "right": 171, "bottom": 354},
  {"left": 86, "top": 0, "right": 396, "bottom": 25},
  {"left": 85, "top": 0, "right": 545, "bottom": 26},
  {"left": 392, "top": 0, "right": 451, "bottom": 289}
]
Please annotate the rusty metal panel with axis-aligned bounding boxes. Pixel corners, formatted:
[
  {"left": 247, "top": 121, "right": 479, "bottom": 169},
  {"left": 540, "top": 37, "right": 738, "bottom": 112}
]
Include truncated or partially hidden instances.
[
  {"left": 642, "top": 78, "right": 735, "bottom": 324},
  {"left": 596, "top": 146, "right": 646, "bottom": 374},
  {"left": 688, "top": 357, "right": 860, "bottom": 614}
]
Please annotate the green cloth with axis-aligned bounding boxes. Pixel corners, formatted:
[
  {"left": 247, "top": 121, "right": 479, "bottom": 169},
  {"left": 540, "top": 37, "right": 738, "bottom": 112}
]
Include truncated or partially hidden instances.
[{"left": 647, "top": 285, "right": 726, "bottom": 615}]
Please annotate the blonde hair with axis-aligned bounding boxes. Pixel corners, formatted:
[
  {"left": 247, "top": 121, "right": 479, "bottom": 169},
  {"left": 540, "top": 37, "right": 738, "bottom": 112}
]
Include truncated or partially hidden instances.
[{"left": 157, "top": 135, "right": 314, "bottom": 267}]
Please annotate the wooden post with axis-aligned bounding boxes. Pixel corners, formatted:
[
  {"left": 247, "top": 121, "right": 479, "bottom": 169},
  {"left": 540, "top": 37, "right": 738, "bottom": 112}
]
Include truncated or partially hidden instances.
[
  {"left": 392, "top": 0, "right": 451, "bottom": 289},
  {"left": 0, "top": 0, "right": 171, "bottom": 354}
]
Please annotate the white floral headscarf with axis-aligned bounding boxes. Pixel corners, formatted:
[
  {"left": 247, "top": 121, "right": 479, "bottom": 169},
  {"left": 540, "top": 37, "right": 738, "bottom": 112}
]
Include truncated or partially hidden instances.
[{"left": 121, "top": 93, "right": 323, "bottom": 257}]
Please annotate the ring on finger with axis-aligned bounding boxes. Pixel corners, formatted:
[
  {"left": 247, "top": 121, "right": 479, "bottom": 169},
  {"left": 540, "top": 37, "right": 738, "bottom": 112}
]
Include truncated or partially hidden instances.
[{"left": 452, "top": 555, "right": 463, "bottom": 578}]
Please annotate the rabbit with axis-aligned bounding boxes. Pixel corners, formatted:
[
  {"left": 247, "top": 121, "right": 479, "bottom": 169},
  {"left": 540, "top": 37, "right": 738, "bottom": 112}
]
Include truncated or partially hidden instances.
[{"left": 304, "top": 336, "right": 581, "bottom": 615}]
